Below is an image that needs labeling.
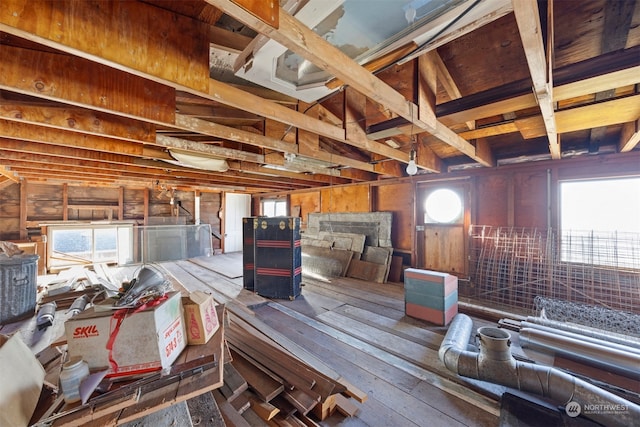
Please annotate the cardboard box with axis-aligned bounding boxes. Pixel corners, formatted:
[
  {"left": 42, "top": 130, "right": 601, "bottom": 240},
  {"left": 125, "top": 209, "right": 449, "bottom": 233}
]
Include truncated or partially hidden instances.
[
  {"left": 0, "top": 334, "right": 45, "bottom": 427},
  {"left": 182, "top": 291, "right": 219, "bottom": 345},
  {"left": 65, "top": 292, "right": 186, "bottom": 377}
]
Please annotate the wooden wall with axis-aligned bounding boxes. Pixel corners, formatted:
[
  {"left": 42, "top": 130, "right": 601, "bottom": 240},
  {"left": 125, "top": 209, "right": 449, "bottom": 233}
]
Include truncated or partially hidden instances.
[
  {"left": 258, "top": 151, "right": 640, "bottom": 273},
  {"left": 0, "top": 182, "right": 223, "bottom": 249},
  {"left": 1, "top": 151, "right": 638, "bottom": 273}
]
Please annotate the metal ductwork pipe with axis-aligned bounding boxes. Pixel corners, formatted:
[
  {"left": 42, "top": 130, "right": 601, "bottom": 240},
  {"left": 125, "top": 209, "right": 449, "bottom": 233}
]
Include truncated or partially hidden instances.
[
  {"left": 519, "top": 325, "right": 640, "bottom": 379},
  {"left": 520, "top": 321, "right": 640, "bottom": 354},
  {"left": 439, "top": 314, "right": 640, "bottom": 427},
  {"left": 524, "top": 316, "right": 640, "bottom": 349}
]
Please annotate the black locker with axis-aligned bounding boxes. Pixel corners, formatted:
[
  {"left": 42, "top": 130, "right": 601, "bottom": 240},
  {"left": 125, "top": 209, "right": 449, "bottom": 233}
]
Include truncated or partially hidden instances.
[
  {"left": 245, "top": 217, "right": 301, "bottom": 299},
  {"left": 242, "top": 217, "right": 257, "bottom": 291}
]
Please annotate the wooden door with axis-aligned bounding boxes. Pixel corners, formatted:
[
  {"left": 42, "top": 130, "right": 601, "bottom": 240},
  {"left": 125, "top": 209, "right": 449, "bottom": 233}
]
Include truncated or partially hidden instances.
[{"left": 417, "top": 182, "right": 470, "bottom": 275}]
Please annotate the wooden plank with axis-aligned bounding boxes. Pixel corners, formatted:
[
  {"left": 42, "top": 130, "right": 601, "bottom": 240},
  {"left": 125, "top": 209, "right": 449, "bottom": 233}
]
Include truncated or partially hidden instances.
[
  {"left": 331, "top": 304, "right": 446, "bottom": 350},
  {"left": 282, "top": 388, "right": 319, "bottom": 416},
  {"left": 206, "top": 0, "right": 491, "bottom": 166},
  {"left": 226, "top": 302, "right": 364, "bottom": 403},
  {"left": 310, "top": 394, "right": 336, "bottom": 421},
  {"left": 230, "top": 393, "right": 251, "bottom": 414},
  {"left": 334, "top": 394, "right": 360, "bottom": 417},
  {"left": 220, "top": 362, "right": 249, "bottom": 402},
  {"left": 0, "top": 119, "right": 146, "bottom": 156},
  {"left": 228, "top": 316, "right": 335, "bottom": 401},
  {"left": 229, "top": 350, "right": 285, "bottom": 402},
  {"left": 315, "top": 310, "right": 445, "bottom": 371},
  {"left": 620, "top": 119, "right": 640, "bottom": 152},
  {"left": 557, "top": 94, "right": 640, "bottom": 133},
  {"left": 0, "top": 0, "right": 210, "bottom": 93},
  {"left": 513, "top": 0, "right": 559, "bottom": 158},
  {"left": 231, "top": 0, "right": 278, "bottom": 28},
  {"left": 266, "top": 302, "right": 501, "bottom": 415},
  {"left": 189, "top": 254, "right": 243, "bottom": 279},
  {"left": 0, "top": 103, "right": 155, "bottom": 143},
  {"left": 0, "top": 45, "right": 175, "bottom": 123},
  {"left": 269, "top": 395, "right": 298, "bottom": 420},
  {"left": 245, "top": 390, "right": 280, "bottom": 421},
  {"left": 346, "top": 259, "right": 381, "bottom": 282},
  {"left": 226, "top": 325, "right": 323, "bottom": 398},
  {"left": 301, "top": 281, "right": 405, "bottom": 320},
  {"left": 240, "top": 407, "right": 270, "bottom": 427},
  {"left": 255, "top": 304, "right": 499, "bottom": 425},
  {"left": 213, "top": 390, "right": 252, "bottom": 427}
]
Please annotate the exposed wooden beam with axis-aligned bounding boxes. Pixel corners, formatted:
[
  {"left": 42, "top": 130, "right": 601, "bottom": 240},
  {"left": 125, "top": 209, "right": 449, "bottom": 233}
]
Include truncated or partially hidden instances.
[
  {"left": 432, "top": 51, "right": 475, "bottom": 131},
  {"left": 1, "top": 1, "right": 453, "bottom": 173},
  {"left": 513, "top": 0, "right": 559, "bottom": 159},
  {"left": 0, "top": 0, "right": 210, "bottom": 92},
  {"left": 0, "top": 119, "right": 145, "bottom": 155},
  {"left": 207, "top": 0, "right": 492, "bottom": 167},
  {"left": 0, "top": 137, "right": 333, "bottom": 189},
  {"left": 0, "top": 176, "right": 17, "bottom": 189},
  {"left": 0, "top": 44, "right": 176, "bottom": 123},
  {"left": 174, "top": 114, "right": 376, "bottom": 173},
  {"left": 557, "top": 94, "right": 640, "bottom": 134},
  {"left": 209, "top": 25, "right": 253, "bottom": 54},
  {"left": 619, "top": 119, "right": 640, "bottom": 153},
  {"left": 0, "top": 102, "right": 155, "bottom": 143},
  {"left": 0, "top": 165, "right": 19, "bottom": 182},
  {"left": 156, "top": 134, "right": 264, "bottom": 164},
  {"left": 456, "top": 91, "right": 640, "bottom": 141}
]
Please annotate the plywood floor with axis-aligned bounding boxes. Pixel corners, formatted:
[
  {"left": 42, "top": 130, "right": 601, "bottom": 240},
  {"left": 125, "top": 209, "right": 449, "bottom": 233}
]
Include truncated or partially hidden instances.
[{"left": 159, "top": 253, "right": 502, "bottom": 427}]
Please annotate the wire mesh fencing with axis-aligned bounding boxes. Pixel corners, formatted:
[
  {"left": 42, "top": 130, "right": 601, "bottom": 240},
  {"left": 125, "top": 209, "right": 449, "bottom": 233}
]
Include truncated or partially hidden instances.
[{"left": 466, "top": 226, "right": 640, "bottom": 315}]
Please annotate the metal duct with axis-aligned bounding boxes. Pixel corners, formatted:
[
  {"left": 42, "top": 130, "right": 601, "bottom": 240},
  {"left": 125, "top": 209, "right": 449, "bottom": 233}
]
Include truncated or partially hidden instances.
[
  {"left": 519, "top": 327, "right": 640, "bottom": 379},
  {"left": 520, "top": 321, "right": 640, "bottom": 356},
  {"left": 439, "top": 314, "right": 640, "bottom": 427},
  {"left": 524, "top": 316, "right": 640, "bottom": 349}
]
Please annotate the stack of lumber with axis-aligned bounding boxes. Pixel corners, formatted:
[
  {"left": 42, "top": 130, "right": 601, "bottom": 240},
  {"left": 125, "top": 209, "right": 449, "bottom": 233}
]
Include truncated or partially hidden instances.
[
  {"left": 301, "top": 232, "right": 395, "bottom": 283},
  {"left": 219, "top": 302, "right": 367, "bottom": 425}
]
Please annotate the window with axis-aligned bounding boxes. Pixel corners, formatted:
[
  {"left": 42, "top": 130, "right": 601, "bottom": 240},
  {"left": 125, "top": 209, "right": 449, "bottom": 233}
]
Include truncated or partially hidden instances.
[
  {"left": 48, "top": 224, "right": 134, "bottom": 269},
  {"left": 560, "top": 177, "right": 640, "bottom": 269},
  {"left": 262, "top": 199, "right": 287, "bottom": 217},
  {"left": 424, "top": 188, "right": 463, "bottom": 224}
]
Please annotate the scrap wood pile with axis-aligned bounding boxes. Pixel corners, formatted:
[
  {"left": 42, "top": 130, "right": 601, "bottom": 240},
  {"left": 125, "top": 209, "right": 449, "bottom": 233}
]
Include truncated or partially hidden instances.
[
  {"left": 301, "top": 232, "right": 402, "bottom": 283},
  {"left": 219, "top": 303, "right": 367, "bottom": 425}
]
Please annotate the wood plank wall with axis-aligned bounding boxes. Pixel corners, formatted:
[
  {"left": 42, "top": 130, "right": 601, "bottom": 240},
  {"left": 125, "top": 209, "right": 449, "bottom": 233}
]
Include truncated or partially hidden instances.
[
  {"left": 0, "top": 184, "right": 223, "bottom": 253},
  {"left": 261, "top": 151, "right": 640, "bottom": 262},
  {"left": 0, "top": 151, "right": 637, "bottom": 268}
]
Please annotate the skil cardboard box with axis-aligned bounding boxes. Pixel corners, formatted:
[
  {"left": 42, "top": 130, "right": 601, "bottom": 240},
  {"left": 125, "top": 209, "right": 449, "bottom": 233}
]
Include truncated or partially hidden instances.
[
  {"left": 182, "top": 291, "right": 219, "bottom": 345},
  {"left": 64, "top": 292, "right": 186, "bottom": 377}
]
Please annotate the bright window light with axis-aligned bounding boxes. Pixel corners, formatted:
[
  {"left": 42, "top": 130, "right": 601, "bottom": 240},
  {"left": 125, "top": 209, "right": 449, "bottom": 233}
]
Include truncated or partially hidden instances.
[
  {"left": 560, "top": 177, "right": 640, "bottom": 233},
  {"left": 560, "top": 177, "right": 640, "bottom": 269},
  {"left": 262, "top": 200, "right": 287, "bottom": 217},
  {"left": 424, "top": 188, "right": 463, "bottom": 224}
]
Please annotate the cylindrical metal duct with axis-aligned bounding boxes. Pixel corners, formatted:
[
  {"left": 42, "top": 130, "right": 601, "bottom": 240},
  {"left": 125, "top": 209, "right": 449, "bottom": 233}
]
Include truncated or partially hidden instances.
[
  {"left": 519, "top": 327, "right": 640, "bottom": 379},
  {"left": 439, "top": 314, "right": 640, "bottom": 427},
  {"left": 520, "top": 321, "right": 640, "bottom": 356},
  {"left": 525, "top": 316, "right": 640, "bottom": 349}
]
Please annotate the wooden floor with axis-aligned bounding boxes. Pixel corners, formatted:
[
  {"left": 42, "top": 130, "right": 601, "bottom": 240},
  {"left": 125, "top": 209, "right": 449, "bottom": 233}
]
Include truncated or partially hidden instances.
[{"left": 158, "top": 253, "right": 503, "bottom": 427}]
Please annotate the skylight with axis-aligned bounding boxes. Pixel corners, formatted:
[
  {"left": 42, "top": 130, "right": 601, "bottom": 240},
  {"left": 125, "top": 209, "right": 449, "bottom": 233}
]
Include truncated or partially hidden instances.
[{"left": 274, "top": 0, "right": 464, "bottom": 88}]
